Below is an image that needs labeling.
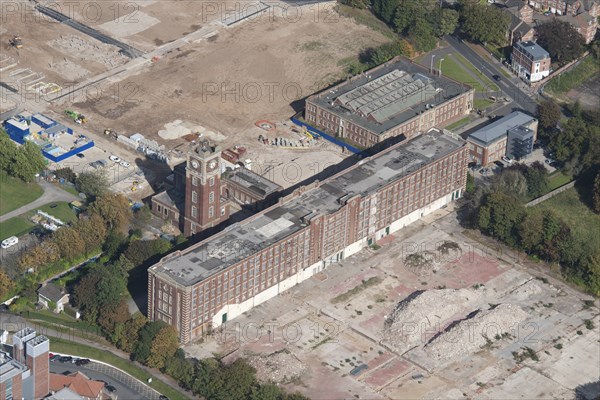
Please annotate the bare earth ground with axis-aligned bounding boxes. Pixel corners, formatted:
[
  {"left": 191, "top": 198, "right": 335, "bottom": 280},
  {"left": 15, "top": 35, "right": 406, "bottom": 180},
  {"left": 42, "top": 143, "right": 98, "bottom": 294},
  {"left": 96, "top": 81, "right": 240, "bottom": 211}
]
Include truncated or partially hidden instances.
[
  {"left": 565, "top": 74, "right": 600, "bottom": 111},
  {"left": 185, "top": 206, "right": 600, "bottom": 400}
]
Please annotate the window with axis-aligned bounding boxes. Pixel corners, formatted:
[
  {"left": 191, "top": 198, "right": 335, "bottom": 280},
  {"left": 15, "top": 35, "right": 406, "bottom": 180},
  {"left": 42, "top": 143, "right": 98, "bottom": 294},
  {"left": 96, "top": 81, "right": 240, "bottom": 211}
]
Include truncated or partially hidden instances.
[
  {"left": 192, "top": 191, "right": 197, "bottom": 203},
  {"left": 208, "top": 206, "right": 214, "bottom": 218},
  {"left": 191, "top": 206, "right": 197, "bottom": 217},
  {"left": 157, "top": 205, "right": 162, "bottom": 212},
  {"left": 192, "top": 177, "right": 198, "bottom": 186},
  {"left": 221, "top": 207, "right": 226, "bottom": 216},
  {"left": 209, "top": 177, "right": 215, "bottom": 186},
  {"left": 209, "top": 191, "right": 214, "bottom": 203}
]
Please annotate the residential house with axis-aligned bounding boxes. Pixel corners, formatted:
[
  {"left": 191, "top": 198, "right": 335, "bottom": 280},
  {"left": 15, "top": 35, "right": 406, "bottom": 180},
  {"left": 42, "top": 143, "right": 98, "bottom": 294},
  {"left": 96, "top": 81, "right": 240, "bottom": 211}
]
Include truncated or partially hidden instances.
[
  {"left": 511, "top": 41, "right": 551, "bottom": 82},
  {"left": 49, "top": 372, "right": 105, "bottom": 400},
  {"left": 499, "top": 0, "right": 537, "bottom": 44},
  {"left": 38, "top": 283, "right": 70, "bottom": 313},
  {"left": 46, "top": 387, "right": 85, "bottom": 400},
  {"left": 529, "top": 0, "right": 599, "bottom": 43}
]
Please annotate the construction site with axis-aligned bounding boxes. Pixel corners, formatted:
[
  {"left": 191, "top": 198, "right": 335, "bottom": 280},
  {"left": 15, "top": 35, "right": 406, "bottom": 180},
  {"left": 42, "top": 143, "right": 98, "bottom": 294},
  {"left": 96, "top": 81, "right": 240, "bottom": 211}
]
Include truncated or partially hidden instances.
[{"left": 185, "top": 205, "right": 599, "bottom": 399}]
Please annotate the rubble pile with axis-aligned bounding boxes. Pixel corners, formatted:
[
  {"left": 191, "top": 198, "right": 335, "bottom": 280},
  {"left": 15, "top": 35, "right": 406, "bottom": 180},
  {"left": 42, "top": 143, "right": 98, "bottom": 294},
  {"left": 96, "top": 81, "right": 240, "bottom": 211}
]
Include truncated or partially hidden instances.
[
  {"left": 424, "top": 303, "right": 528, "bottom": 361},
  {"left": 247, "top": 350, "right": 306, "bottom": 384}
]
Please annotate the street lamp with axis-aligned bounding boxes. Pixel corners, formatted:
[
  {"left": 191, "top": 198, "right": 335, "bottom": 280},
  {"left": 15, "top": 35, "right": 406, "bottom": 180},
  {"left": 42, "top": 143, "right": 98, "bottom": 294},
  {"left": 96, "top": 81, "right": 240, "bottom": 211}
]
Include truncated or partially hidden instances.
[
  {"left": 431, "top": 55, "right": 436, "bottom": 75},
  {"left": 439, "top": 58, "right": 445, "bottom": 77}
]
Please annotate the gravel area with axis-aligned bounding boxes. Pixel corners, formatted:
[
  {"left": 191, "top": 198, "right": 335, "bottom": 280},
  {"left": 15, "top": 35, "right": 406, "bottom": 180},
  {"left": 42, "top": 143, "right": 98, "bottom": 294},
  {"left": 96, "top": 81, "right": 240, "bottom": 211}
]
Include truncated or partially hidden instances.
[{"left": 247, "top": 350, "right": 306, "bottom": 384}]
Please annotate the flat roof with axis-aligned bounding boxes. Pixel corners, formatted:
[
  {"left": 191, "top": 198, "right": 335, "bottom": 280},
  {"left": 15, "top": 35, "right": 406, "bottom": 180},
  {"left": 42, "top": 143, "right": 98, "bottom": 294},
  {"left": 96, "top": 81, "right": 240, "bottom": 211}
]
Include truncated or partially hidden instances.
[
  {"left": 309, "top": 57, "right": 471, "bottom": 135},
  {"left": 226, "top": 168, "right": 282, "bottom": 198},
  {"left": 152, "top": 129, "right": 465, "bottom": 286},
  {"left": 0, "top": 352, "right": 27, "bottom": 384},
  {"left": 468, "top": 111, "right": 536, "bottom": 146},
  {"left": 508, "top": 125, "right": 534, "bottom": 139},
  {"left": 515, "top": 41, "right": 550, "bottom": 61}
]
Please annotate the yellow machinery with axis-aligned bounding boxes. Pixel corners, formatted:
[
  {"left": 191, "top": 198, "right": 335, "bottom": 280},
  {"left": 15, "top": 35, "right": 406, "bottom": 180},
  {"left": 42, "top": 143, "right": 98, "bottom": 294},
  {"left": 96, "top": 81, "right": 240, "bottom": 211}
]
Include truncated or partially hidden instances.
[{"left": 9, "top": 35, "right": 22, "bottom": 49}]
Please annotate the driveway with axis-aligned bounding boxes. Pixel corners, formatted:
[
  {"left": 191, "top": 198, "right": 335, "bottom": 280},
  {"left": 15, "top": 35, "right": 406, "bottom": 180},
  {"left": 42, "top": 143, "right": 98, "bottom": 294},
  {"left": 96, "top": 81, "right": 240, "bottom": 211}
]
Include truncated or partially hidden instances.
[{"left": 0, "top": 180, "right": 79, "bottom": 223}]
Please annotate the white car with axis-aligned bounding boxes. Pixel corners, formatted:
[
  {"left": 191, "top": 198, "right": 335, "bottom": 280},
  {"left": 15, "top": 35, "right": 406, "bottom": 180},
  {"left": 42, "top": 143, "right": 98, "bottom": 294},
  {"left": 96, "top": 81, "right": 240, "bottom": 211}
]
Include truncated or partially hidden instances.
[
  {"left": 109, "top": 155, "right": 121, "bottom": 163},
  {"left": 502, "top": 156, "right": 513, "bottom": 164},
  {"left": 120, "top": 161, "right": 130, "bottom": 168},
  {"left": 1, "top": 236, "right": 19, "bottom": 249}
]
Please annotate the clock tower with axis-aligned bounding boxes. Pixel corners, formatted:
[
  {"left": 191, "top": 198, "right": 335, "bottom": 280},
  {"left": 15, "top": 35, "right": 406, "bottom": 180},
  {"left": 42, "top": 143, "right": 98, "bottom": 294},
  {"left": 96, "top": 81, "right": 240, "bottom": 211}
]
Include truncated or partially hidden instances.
[{"left": 183, "top": 140, "right": 230, "bottom": 237}]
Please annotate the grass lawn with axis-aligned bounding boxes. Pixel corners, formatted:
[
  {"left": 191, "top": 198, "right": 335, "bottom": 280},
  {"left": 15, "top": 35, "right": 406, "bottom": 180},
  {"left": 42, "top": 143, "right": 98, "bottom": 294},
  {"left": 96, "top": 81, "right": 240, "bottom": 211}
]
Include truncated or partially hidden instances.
[
  {"left": 441, "top": 56, "right": 491, "bottom": 93},
  {"left": 453, "top": 53, "right": 500, "bottom": 92},
  {"left": 0, "top": 170, "right": 44, "bottom": 216},
  {"left": 446, "top": 116, "right": 472, "bottom": 131},
  {"left": 48, "top": 337, "right": 185, "bottom": 400},
  {"left": 531, "top": 188, "right": 600, "bottom": 252},
  {"left": 0, "top": 217, "right": 35, "bottom": 241},
  {"left": 547, "top": 171, "right": 573, "bottom": 192},
  {"left": 36, "top": 202, "right": 77, "bottom": 223},
  {"left": 474, "top": 98, "right": 494, "bottom": 109},
  {"left": 546, "top": 56, "right": 600, "bottom": 96}
]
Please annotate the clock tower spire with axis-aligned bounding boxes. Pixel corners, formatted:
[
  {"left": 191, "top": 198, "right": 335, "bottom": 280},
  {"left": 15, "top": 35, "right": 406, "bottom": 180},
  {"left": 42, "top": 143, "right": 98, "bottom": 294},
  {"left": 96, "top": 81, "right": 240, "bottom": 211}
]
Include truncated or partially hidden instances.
[{"left": 183, "top": 140, "right": 230, "bottom": 236}]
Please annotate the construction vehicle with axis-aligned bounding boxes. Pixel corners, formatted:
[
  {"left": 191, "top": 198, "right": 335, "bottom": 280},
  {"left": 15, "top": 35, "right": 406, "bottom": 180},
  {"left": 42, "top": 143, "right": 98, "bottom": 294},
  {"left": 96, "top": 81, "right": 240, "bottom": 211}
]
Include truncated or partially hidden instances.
[
  {"left": 65, "top": 110, "right": 87, "bottom": 124},
  {"left": 104, "top": 128, "right": 118, "bottom": 139},
  {"left": 9, "top": 35, "right": 22, "bottom": 49}
]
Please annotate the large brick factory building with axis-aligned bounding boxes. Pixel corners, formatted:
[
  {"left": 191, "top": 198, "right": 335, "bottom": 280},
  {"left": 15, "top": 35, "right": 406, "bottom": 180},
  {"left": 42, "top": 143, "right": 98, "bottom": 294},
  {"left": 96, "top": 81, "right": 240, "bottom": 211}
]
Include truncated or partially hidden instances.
[
  {"left": 148, "top": 129, "right": 468, "bottom": 343},
  {"left": 304, "top": 57, "right": 474, "bottom": 148}
]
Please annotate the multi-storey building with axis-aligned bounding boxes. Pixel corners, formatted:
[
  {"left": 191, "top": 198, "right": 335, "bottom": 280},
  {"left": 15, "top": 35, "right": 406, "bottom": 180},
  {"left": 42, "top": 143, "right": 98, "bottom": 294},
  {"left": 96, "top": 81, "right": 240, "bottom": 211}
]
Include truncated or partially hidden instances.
[
  {"left": 1, "top": 328, "right": 49, "bottom": 400},
  {"left": 511, "top": 41, "right": 551, "bottom": 83},
  {"left": 304, "top": 57, "right": 474, "bottom": 148},
  {"left": 528, "top": 0, "right": 599, "bottom": 43},
  {"left": 467, "top": 111, "right": 538, "bottom": 165},
  {"left": 148, "top": 129, "right": 468, "bottom": 343}
]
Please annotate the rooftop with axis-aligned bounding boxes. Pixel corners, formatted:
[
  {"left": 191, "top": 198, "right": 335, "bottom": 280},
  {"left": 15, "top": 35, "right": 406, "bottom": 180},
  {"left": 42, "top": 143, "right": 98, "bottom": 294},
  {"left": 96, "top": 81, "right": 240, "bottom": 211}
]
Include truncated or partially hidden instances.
[
  {"left": 152, "top": 129, "right": 465, "bottom": 286},
  {"left": 38, "top": 282, "right": 66, "bottom": 302},
  {"left": 50, "top": 372, "right": 105, "bottom": 399},
  {"left": 225, "top": 168, "right": 282, "bottom": 198},
  {"left": 468, "top": 111, "right": 537, "bottom": 146},
  {"left": 309, "top": 57, "right": 471, "bottom": 135},
  {"left": 515, "top": 41, "right": 550, "bottom": 61},
  {"left": 0, "top": 351, "right": 27, "bottom": 384}
]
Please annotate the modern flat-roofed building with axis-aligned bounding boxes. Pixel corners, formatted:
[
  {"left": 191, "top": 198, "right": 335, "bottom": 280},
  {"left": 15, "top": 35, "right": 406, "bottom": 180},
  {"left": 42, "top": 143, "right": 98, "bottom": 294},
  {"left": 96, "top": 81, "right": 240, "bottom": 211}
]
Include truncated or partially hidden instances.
[
  {"left": 148, "top": 129, "right": 468, "bottom": 343},
  {"left": 467, "top": 111, "right": 538, "bottom": 165},
  {"left": 304, "top": 57, "right": 474, "bottom": 148},
  {"left": 511, "top": 41, "right": 551, "bottom": 83},
  {"left": 1, "top": 328, "right": 50, "bottom": 400}
]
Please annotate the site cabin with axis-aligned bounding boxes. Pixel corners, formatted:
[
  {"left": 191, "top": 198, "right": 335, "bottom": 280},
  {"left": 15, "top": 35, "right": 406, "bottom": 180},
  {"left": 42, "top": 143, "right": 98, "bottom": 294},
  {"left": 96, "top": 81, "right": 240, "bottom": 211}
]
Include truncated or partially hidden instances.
[{"left": 1, "top": 236, "right": 18, "bottom": 249}]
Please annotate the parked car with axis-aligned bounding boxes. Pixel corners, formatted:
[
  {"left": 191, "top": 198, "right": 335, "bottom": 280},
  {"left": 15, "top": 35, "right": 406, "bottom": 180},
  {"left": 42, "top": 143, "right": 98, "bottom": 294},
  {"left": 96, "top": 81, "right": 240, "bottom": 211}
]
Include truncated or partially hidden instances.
[
  {"left": 109, "top": 155, "right": 121, "bottom": 162},
  {"left": 50, "top": 354, "right": 61, "bottom": 362},
  {"left": 494, "top": 161, "right": 505, "bottom": 168},
  {"left": 75, "top": 358, "right": 90, "bottom": 366},
  {"left": 501, "top": 156, "right": 513, "bottom": 164},
  {"left": 76, "top": 153, "right": 85, "bottom": 158},
  {"left": 119, "top": 161, "right": 130, "bottom": 168},
  {"left": 105, "top": 385, "right": 117, "bottom": 393},
  {"left": 58, "top": 356, "right": 73, "bottom": 363},
  {"left": 159, "top": 396, "right": 169, "bottom": 400}
]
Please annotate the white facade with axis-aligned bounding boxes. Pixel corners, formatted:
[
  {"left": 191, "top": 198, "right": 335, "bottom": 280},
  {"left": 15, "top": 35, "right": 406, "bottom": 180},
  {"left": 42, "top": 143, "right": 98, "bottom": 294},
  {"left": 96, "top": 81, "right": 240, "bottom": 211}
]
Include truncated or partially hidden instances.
[{"left": 209, "top": 190, "right": 459, "bottom": 330}]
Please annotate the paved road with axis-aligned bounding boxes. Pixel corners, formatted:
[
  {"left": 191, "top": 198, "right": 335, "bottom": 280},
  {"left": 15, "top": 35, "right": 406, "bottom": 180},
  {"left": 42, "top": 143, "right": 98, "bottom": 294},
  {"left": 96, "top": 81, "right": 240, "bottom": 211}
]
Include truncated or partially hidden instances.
[
  {"left": 50, "top": 361, "right": 145, "bottom": 399},
  {"left": 444, "top": 35, "right": 538, "bottom": 115},
  {"left": 0, "top": 180, "right": 79, "bottom": 223}
]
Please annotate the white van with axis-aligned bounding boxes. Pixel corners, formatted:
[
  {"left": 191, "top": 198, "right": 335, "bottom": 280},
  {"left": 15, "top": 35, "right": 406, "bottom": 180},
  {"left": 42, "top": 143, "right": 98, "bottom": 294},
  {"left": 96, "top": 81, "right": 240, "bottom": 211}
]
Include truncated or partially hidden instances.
[{"left": 1, "top": 236, "right": 18, "bottom": 249}]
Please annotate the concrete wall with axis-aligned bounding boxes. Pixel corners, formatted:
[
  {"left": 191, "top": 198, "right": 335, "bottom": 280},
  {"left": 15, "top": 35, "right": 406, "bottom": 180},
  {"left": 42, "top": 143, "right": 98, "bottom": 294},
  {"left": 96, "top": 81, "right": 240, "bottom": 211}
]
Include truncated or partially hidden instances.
[{"left": 525, "top": 180, "right": 575, "bottom": 207}]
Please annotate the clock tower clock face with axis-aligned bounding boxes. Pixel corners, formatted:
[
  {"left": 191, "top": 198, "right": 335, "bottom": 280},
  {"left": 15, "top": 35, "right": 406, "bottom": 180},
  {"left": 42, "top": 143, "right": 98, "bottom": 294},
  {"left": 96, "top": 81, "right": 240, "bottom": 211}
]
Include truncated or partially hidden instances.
[
  {"left": 208, "top": 160, "right": 217, "bottom": 172},
  {"left": 191, "top": 160, "right": 199, "bottom": 169}
]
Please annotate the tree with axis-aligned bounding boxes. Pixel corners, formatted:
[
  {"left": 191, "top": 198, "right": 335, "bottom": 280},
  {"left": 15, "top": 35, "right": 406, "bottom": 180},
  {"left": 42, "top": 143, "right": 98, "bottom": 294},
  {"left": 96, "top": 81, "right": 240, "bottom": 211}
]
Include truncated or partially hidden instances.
[
  {"left": 490, "top": 169, "right": 528, "bottom": 199},
  {"left": 0, "top": 268, "right": 14, "bottom": 300},
  {"left": 88, "top": 193, "right": 132, "bottom": 233},
  {"left": 72, "top": 269, "right": 102, "bottom": 323},
  {"left": 102, "top": 230, "right": 128, "bottom": 259},
  {"left": 518, "top": 212, "right": 544, "bottom": 253},
  {"left": 75, "top": 170, "right": 109, "bottom": 198},
  {"left": 593, "top": 171, "right": 600, "bottom": 213},
  {"left": 368, "top": 39, "right": 414, "bottom": 67},
  {"left": 54, "top": 167, "right": 77, "bottom": 183},
  {"left": 98, "top": 297, "right": 130, "bottom": 338},
  {"left": 536, "top": 19, "right": 585, "bottom": 65},
  {"left": 73, "top": 214, "right": 107, "bottom": 256},
  {"left": 0, "top": 129, "right": 19, "bottom": 174},
  {"left": 524, "top": 162, "right": 549, "bottom": 198},
  {"left": 117, "top": 314, "right": 147, "bottom": 352},
  {"left": 408, "top": 18, "right": 438, "bottom": 52},
  {"left": 438, "top": 9, "right": 459, "bottom": 37},
  {"left": 477, "top": 192, "right": 525, "bottom": 246},
  {"left": 537, "top": 100, "right": 561, "bottom": 131},
  {"left": 250, "top": 384, "right": 283, "bottom": 400},
  {"left": 218, "top": 359, "right": 258, "bottom": 400},
  {"left": 124, "top": 238, "right": 172, "bottom": 267},
  {"left": 12, "top": 141, "right": 46, "bottom": 182},
  {"left": 163, "top": 350, "right": 195, "bottom": 389},
  {"left": 372, "top": 0, "right": 402, "bottom": 25},
  {"left": 17, "top": 241, "right": 60, "bottom": 273},
  {"left": 460, "top": 4, "right": 510, "bottom": 45},
  {"left": 132, "top": 321, "right": 166, "bottom": 365},
  {"left": 340, "top": 0, "right": 369, "bottom": 8},
  {"left": 147, "top": 324, "right": 179, "bottom": 369},
  {"left": 51, "top": 227, "right": 86, "bottom": 262}
]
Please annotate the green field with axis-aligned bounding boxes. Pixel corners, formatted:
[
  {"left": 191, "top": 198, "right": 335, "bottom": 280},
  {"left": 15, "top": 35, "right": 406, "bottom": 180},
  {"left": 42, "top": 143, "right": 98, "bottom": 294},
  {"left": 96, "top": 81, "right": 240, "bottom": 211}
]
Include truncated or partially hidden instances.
[
  {"left": 0, "top": 170, "right": 43, "bottom": 216},
  {"left": 474, "top": 98, "right": 495, "bottom": 110},
  {"left": 546, "top": 56, "right": 600, "bottom": 96},
  {"left": 38, "top": 202, "right": 77, "bottom": 223},
  {"left": 0, "top": 217, "right": 35, "bottom": 241},
  {"left": 441, "top": 54, "right": 499, "bottom": 94},
  {"left": 446, "top": 116, "right": 472, "bottom": 131},
  {"left": 532, "top": 187, "right": 600, "bottom": 252},
  {"left": 453, "top": 53, "right": 500, "bottom": 92},
  {"left": 49, "top": 337, "right": 185, "bottom": 400},
  {"left": 547, "top": 171, "right": 573, "bottom": 192}
]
